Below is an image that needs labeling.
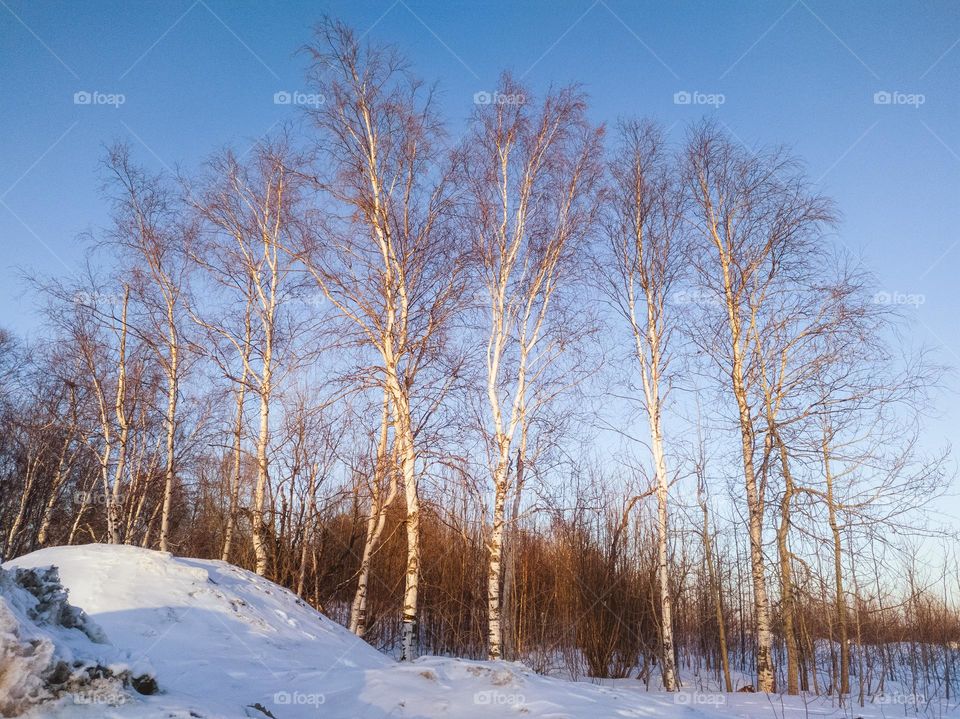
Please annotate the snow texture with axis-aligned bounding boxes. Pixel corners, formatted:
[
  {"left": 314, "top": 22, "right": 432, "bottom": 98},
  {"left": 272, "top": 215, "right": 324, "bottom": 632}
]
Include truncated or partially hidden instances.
[{"left": 0, "top": 561, "right": 153, "bottom": 717}]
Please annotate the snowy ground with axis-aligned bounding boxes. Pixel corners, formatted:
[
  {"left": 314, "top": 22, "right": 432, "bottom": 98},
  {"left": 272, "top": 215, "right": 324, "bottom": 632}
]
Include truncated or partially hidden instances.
[{"left": 3, "top": 544, "right": 956, "bottom": 719}]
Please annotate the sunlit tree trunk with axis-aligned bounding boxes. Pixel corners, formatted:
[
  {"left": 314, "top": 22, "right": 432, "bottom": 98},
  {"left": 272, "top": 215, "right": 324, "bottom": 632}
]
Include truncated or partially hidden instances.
[
  {"left": 302, "top": 20, "right": 465, "bottom": 659},
  {"left": 606, "top": 120, "right": 680, "bottom": 690},
  {"left": 107, "top": 286, "right": 132, "bottom": 545},
  {"left": 159, "top": 306, "right": 178, "bottom": 552},
  {"left": 37, "top": 438, "right": 74, "bottom": 546},
  {"left": 350, "top": 392, "right": 398, "bottom": 637},
  {"left": 463, "top": 75, "right": 603, "bottom": 661},
  {"left": 388, "top": 374, "right": 421, "bottom": 661},
  {"left": 252, "top": 350, "right": 272, "bottom": 577},
  {"left": 221, "top": 371, "right": 247, "bottom": 563}
]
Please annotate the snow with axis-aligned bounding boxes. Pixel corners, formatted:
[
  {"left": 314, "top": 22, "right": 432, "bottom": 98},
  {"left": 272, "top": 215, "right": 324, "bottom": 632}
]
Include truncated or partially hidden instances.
[
  {"left": 6, "top": 544, "right": 386, "bottom": 718},
  {"left": 3, "top": 544, "right": 956, "bottom": 718},
  {"left": 0, "top": 561, "right": 151, "bottom": 716}
]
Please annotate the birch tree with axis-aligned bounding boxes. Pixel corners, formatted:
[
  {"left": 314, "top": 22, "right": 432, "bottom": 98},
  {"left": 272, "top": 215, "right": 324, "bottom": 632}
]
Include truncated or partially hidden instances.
[
  {"left": 189, "top": 138, "right": 309, "bottom": 577},
  {"left": 74, "top": 282, "right": 134, "bottom": 545},
  {"left": 459, "top": 74, "right": 604, "bottom": 660},
  {"left": 302, "top": 18, "right": 465, "bottom": 660},
  {"left": 685, "top": 121, "right": 835, "bottom": 692},
  {"left": 102, "top": 144, "right": 192, "bottom": 553},
  {"left": 605, "top": 119, "right": 682, "bottom": 689}
]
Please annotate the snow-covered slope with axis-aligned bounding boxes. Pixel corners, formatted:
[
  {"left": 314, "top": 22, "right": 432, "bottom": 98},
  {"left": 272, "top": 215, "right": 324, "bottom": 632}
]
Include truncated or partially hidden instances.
[
  {"left": 7, "top": 544, "right": 388, "bottom": 718},
  {"left": 4, "top": 544, "right": 954, "bottom": 719}
]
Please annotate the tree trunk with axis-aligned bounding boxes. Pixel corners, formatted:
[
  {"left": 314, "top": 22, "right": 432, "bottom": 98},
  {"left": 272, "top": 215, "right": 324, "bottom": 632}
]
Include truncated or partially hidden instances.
[
  {"left": 823, "top": 434, "right": 849, "bottom": 696},
  {"left": 159, "top": 314, "right": 178, "bottom": 552},
  {"left": 6, "top": 455, "right": 40, "bottom": 556},
  {"left": 776, "top": 435, "right": 799, "bottom": 695},
  {"left": 487, "top": 452, "right": 510, "bottom": 660},
  {"left": 106, "top": 287, "right": 131, "bottom": 545},
  {"left": 350, "top": 393, "right": 397, "bottom": 637},
  {"left": 501, "top": 434, "right": 527, "bottom": 661},
  {"left": 252, "top": 379, "right": 271, "bottom": 577},
  {"left": 390, "top": 385, "right": 420, "bottom": 661},
  {"left": 221, "top": 376, "right": 247, "bottom": 563},
  {"left": 37, "top": 427, "right": 75, "bottom": 548},
  {"left": 651, "top": 422, "right": 677, "bottom": 690},
  {"left": 722, "top": 273, "right": 775, "bottom": 692}
]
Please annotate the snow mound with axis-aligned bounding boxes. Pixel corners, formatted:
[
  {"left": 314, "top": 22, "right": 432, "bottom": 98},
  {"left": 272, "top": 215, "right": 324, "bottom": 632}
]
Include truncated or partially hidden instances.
[
  {"left": 0, "top": 563, "right": 153, "bottom": 717},
  {"left": 7, "top": 544, "right": 387, "bottom": 717}
]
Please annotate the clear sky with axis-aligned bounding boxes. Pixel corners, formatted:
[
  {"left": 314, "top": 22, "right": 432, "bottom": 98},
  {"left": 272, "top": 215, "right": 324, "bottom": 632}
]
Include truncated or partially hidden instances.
[{"left": 1, "top": 0, "right": 958, "bottom": 517}]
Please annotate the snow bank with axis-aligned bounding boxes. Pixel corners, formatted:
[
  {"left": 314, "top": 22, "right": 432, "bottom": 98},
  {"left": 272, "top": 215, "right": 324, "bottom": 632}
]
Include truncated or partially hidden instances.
[{"left": 8, "top": 544, "right": 388, "bottom": 717}]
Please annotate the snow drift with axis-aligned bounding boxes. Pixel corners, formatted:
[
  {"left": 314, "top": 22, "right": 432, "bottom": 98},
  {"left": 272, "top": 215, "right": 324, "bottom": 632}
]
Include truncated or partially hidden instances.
[{"left": 6, "top": 544, "right": 388, "bottom": 717}]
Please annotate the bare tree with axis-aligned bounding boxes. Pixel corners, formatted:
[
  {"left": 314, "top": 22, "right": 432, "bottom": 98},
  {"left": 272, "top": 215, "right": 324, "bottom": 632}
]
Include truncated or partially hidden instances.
[
  {"left": 604, "top": 119, "right": 682, "bottom": 689},
  {"left": 101, "top": 144, "right": 193, "bottom": 553},
  {"left": 56, "top": 280, "right": 138, "bottom": 546},
  {"left": 459, "top": 74, "right": 604, "bottom": 660},
  {"left": 685, "top": 121, "right": 835, "bottom": 692},
  {"left": 3, "top": 22, "right": 956, "bottom": 697},
  {"left": 302, "top": 18, "right": 465, "bottom": 660},
  {"left": 189, "top": 137, "right": 310, "bottom": 576}
]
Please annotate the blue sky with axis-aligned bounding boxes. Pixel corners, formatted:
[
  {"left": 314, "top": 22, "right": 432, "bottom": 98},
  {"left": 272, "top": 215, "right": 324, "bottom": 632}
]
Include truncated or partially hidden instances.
[{"left": 1, "top": 0, "right": 958, "bottom": 517}]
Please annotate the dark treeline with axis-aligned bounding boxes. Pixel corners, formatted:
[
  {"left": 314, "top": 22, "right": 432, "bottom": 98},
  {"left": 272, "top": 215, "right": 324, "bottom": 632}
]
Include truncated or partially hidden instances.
[{"left": 0, "top": 18, "right": 956, "bottom": 703}]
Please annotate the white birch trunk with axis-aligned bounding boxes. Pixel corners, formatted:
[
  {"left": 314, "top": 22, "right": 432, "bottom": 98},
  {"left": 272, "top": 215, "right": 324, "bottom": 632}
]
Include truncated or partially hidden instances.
[
  {"left": 221, "top": 376, "right": 247, "bottom": 563},
  {"left": 350, "top": 394, "right": 397, "bottom": 637},
  {"left": 107, "top": 288, "right": 131, "bottom": 545},
  {"left": 159, "top": 302, "right": 178, "bottom": 552},
  {"left": 391, "top": 390, "right": 420, "bottom": 661},
  {"left": 252, "top": 376, "right": 271, "bottom": 576},
  {"left": 486, "top": 455, "right": 510, "bottom": 660}
]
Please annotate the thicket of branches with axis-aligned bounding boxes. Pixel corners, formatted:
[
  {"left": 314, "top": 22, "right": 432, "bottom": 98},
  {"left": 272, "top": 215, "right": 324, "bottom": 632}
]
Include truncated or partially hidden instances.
[{"left": 1, "top": 19, "right": 956, "bottom": 702}]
